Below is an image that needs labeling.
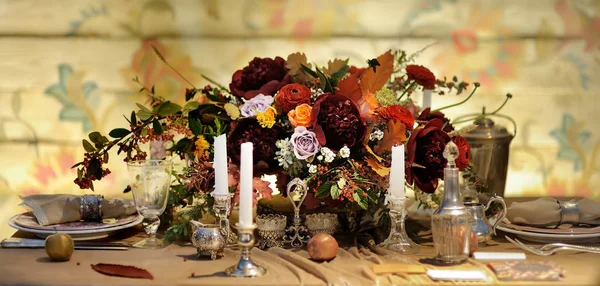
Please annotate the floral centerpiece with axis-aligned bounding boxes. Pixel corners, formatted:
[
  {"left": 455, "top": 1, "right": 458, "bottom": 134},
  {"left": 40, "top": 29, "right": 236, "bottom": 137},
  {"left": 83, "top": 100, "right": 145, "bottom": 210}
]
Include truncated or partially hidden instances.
[{"left": 72, "top": 47, "right": 511, "bottom": 240}]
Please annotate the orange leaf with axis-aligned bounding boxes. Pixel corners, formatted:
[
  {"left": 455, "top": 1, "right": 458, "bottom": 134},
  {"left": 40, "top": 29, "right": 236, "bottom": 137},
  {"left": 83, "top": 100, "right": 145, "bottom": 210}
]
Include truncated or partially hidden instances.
[
  {"left": 359, "top": 50, "right": 394, "bottom": 95},
  {"left": 366, "top": 156, "right": 390, "bottom": 177},
  {"left": 91, "top": 264, "right": 153, "bottom": 280},
  {"left": 336, "top": 73, "right": 361, "bottom": 103},
  {"left": 374, "top": 120, "right": 407, "bottom": 154}
]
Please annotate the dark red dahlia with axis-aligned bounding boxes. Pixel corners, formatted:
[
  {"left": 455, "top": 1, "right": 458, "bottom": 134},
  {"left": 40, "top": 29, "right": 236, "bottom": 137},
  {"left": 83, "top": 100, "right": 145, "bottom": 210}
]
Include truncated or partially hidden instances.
[
  {"left": 418, "top": 107, "right": 455, "bottom": 133},
  {"left": 311, "top": 93, "right": 367, "bottom": 150},
  {"left": 229, "top": 57, "right": 291, "bottom": 100},
  {"left": 227, "top": 118, "right": 283, "bottom": 171},
  {"left": 406, "top": 119, "right": 450, "bottom": 193}
]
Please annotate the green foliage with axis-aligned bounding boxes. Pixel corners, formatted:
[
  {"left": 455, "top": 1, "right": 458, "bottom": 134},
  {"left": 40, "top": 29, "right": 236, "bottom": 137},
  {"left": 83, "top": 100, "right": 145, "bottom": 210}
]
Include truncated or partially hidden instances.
[
  {"left": 316, "top": 183, "right": 333, "bottom": 199},
  {"left": 108, "top": 128, "right": 131, "bottom": 138},
  {"left": 156, "top": 101, "right": 182, "bottom": 117},
  {"left": 82, "top": 139, "right": 95, "bottom": 152},
  {"left": 152, "top": 118, "right": 163, "bottom": 135}
]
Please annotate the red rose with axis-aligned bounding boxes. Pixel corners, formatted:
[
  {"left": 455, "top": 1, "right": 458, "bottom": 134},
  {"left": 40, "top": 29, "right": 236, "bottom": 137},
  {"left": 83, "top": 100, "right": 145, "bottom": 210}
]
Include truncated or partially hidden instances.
[
  {"left": 311, "top": 93, "right": 367, "bottom": 150},
  {"left": 230, "top": 57, "right": 291, "bottom": 100},
  {"left": 406, "top": 119, "right": 450, "bottom": 193},
  {"left": 452, "top": 136, "right": 471, "bottom": 170},
  {"left": 406, "top": 65, "right": 436, "bottom": 90},
  {"left": 274, "top": 83, "right": 312, "bottom": 113},
  {"left": 377, "top": 105, "right": 415, "bottom": 131}
]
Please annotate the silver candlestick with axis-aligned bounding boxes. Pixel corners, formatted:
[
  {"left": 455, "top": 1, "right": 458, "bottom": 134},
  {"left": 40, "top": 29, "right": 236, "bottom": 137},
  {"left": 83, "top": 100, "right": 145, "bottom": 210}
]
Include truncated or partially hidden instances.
[
  {"left": 282, "top": 178, "right": 310, "bottom": 248},
  {"left": 379, "top": 196, "right": 420, "bottom": 254},
  {"left": 226, "top": 223, "right": 266, "bottom": 278},
  {"left": 212, "top": 193, "right": 237, "bottom": 245}
]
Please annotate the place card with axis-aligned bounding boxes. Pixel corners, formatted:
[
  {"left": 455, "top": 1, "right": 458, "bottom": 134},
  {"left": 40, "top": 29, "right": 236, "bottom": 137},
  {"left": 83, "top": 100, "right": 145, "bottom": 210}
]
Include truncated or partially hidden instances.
[
  {"left": 473, "top": 252, "right": 526, "bottom": 260},
  {"left": 372, "top": 264, "right": 426, "bottom": 274},
  {"left": 426, "top": 270, "right": 486, "bottom": 281}
]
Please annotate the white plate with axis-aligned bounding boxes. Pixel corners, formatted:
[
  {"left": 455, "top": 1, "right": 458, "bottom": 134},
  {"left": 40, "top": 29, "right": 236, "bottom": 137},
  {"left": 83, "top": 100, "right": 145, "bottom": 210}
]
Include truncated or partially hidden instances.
[
  {"left": 9, "top": 214, "right": 143, "bottom": 241},
  {"left": 498, "top": 225, "right": 600, "bottom": 243}
]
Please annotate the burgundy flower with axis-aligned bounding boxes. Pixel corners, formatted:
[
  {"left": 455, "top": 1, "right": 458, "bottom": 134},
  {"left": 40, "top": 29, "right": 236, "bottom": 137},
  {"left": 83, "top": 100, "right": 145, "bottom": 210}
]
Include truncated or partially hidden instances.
[
  {"left": 229, "top": 57, "right": 291, "bottom": 100},
  {"left": 406, "top": 65, "right": 436, "bottom": 90},
  {"left": 452, "top": 135, "right": 471, "bottom": 170},
  {"left": 418, "top": 107, "right": 455, "bottom": 133},
  {"left": 227, "top": 118, "right": 283, "bottom": 171},
  {"left": 311, "top": 93, "right": 367, "bottom": 150},
  {"left": 406, "top": 119, "right": 450, "bottom": 193}
]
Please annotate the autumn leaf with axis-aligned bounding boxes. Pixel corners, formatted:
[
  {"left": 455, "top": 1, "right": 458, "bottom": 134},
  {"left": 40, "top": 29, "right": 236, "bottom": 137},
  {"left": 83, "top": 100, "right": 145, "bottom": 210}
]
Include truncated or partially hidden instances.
[
  {"left": 336, "top": 73, "right": 361, "bottom": 102},
  {"left": 323, "top": 59, "right": 347, "bottom": 76},
  {"left": 366, "top": 156, "right": 390, "bottom": 177},
  {"left": 374, "top": 120, "right": 407, "bottom": 154},
  {"left": 91, "top": 264, "right": 153, "bottom": 280},
  {"left": 254, "top": 177, "right": 274, "bottom": 200},
  {"left": 286, "top": 52, "right": 314, "bottom": 83},
  {"left": 359, "top": 50, "right": 394, "bottom": 95}
]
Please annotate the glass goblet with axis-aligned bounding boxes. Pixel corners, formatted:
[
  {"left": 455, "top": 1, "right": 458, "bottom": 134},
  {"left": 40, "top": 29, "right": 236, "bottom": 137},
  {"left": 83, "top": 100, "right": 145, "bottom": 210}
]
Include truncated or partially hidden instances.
[{"left": 127, "top": 160, "right": 173, "bottom": 249}]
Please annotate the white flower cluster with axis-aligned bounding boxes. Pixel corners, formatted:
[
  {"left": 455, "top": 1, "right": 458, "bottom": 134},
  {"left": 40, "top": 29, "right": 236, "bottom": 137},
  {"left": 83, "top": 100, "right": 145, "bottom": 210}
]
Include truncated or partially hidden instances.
[
  {"left": 370, "top": 129, "right": 384, "bottom": 141},
  {"left": 310, "top": 87, "right": 324, "bottom": 101},
  {"left": 275, "top": 138, "right": 294, "bottom": 169},
  {"left": 308, "top": 164, "right": 318, "bottom": 174},
  {"left": 318, "top": 147, "right": 336, "bottom": 163},
  {"left": 339, "top": 146, "right": 351, "bottom": 158}
]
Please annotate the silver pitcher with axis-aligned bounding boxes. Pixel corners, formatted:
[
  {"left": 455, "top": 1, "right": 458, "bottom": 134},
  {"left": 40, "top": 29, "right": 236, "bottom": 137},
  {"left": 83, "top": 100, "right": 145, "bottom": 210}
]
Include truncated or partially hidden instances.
[
  {"left": 464, "top": 194, "right": 507, "bottom": 244},
  {"left": 462, "top": 117, "right": 514, "bottom": 198},
  {"left": 189, "top": 221, "right": 226, "bottom": 260}
]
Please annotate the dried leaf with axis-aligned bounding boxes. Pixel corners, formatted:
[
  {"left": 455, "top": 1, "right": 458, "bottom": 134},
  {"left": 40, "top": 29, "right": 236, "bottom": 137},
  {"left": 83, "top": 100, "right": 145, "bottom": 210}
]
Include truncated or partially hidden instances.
[
  {"left": 356, "top": 91, "right": 380, "bottom": 122},
  {"left": 91, "top": 263, "right": 154, "bottom": 280},
  {"left": 366, "top": 156, "right": 390, "bottom": 177},
  {"left": 359, "top": 50, "right": 394, "bottom": 95},
  {"left": 336, "top": 73, "right": 361, "bottom": 102},
  {"left": 286, "top": 52, "right": 313, "bottom": 83},
  {"left": 323, "top": 59, "right": 347, "bottom": 76},
  {"left": 374, "top": 120, "right": 407, "bottom": 154},
  {"left": 253, "top": 177, "right": 274, "bottom": 200},
  {"left": 224, "top": 103, "right": 240, "bottom": 120}
]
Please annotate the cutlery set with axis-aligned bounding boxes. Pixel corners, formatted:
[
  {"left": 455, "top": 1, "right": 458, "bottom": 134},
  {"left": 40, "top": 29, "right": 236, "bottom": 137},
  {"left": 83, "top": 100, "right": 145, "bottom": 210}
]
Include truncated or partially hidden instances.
[{"left": 1, "top": 238, "right": 129, "bottom": 251}]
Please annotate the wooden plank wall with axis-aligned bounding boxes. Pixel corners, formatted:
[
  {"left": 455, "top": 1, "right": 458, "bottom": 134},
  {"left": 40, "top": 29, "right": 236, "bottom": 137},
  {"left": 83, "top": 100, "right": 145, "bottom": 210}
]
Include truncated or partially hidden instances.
[{"left": 0, "top": 0, "right": 598, "bottom": 238}]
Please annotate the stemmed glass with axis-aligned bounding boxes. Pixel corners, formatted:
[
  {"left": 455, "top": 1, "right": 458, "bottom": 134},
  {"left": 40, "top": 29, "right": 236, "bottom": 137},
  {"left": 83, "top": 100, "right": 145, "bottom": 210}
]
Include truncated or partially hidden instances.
[{"left": 127, "top": 160, "right": 173, "bottom": 249}]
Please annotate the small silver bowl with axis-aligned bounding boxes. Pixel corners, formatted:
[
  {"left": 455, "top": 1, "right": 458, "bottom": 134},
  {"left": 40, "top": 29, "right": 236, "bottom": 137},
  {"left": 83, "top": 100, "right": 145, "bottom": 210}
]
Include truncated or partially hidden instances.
[
  {"left": 256, "top": 214, "right": 287, "bottom": 249},
  {"left": 305, "top": 213, "right": 338, "bottom": 236}
]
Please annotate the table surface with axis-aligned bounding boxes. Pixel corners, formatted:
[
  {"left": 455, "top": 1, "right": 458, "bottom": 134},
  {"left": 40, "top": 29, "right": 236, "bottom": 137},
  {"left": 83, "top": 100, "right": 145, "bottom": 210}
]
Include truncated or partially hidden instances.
[{"left": 0, "top": 228, "right": 599, "bottom": 286}]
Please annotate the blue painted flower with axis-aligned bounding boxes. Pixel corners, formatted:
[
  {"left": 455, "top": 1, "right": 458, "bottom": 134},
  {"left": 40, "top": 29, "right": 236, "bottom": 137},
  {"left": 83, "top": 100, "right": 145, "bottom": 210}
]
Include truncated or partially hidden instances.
[{"left": 44, "top": 64, "right": 99, "bottom": 132}]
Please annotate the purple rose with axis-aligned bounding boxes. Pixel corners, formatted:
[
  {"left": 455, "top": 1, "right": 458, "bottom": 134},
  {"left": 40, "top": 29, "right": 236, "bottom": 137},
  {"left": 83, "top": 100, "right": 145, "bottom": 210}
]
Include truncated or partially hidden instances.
[
  {"left": 240, "top": 94, "right": 274, "bottom": 117},
  {"left": 290, "top": 126, "right": 320, "bottom": 160}
]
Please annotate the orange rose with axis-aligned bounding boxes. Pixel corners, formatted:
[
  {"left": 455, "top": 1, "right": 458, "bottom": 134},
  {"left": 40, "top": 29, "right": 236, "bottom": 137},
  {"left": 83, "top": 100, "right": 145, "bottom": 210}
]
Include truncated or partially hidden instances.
[
  {"left": 377, "top": 105, "right": 415, "bottom": 131},
  {"left": 275, "top": 83, "right": 312, "bottom": 113},
  {"left": 288, "top": 104, "right": 312, "bottom": 127}
]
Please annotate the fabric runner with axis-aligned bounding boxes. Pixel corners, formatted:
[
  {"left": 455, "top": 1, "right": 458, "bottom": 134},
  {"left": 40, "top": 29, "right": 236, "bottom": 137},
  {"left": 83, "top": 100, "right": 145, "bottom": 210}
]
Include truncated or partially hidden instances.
[{"left": 0, "top": 228, "right": 598, "bottom": 286}]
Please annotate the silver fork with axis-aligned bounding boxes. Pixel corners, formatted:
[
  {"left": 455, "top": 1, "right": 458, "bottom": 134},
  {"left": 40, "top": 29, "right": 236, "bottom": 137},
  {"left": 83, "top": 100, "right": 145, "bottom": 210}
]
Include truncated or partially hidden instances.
[{"left": 505, "top": 236, "right": 600, "bottom": 256}]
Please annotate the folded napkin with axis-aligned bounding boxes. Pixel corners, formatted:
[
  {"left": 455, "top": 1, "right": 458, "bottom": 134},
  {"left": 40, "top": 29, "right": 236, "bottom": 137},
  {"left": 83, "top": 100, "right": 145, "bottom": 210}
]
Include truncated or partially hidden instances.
[
  {"left": 506, "top": 197, "right": 600, "bottom": 227},
  {"left": 21, "top": 194, "right": 137, "bottom": 226}
]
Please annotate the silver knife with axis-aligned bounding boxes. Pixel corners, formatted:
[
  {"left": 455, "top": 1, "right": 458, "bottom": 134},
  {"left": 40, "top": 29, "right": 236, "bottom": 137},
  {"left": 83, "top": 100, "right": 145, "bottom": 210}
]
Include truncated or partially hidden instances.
[{"left": 1, "top": 238, "right": 129, "bottom": 250}]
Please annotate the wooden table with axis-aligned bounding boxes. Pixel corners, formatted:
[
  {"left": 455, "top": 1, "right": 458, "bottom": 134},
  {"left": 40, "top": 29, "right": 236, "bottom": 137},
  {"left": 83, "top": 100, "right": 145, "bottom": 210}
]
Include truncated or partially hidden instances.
[{"left": 0, "top": 228, "right": 598, "bottom": 286}]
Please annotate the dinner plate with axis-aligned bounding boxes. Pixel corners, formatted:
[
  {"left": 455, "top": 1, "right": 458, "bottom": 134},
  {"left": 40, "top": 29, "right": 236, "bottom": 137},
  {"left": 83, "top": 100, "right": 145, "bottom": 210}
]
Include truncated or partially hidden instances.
[
  {"left": 500, "top": 221, "right": 600, "bottom": 235},
  {"left": 497, "top": 225, "right": 600, "bottom": 243},
  {"left": 8, "top": 213, "right": 143, "bottom": 241},
  {"left": 13, "top": 212, "right": 140, "bottom": 231}
]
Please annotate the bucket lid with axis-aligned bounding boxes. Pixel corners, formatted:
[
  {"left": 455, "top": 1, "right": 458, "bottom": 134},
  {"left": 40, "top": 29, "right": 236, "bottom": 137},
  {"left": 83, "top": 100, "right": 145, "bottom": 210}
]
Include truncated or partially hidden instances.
[{"left": 463, "top": 117, "right": 513, "bottom": 140}]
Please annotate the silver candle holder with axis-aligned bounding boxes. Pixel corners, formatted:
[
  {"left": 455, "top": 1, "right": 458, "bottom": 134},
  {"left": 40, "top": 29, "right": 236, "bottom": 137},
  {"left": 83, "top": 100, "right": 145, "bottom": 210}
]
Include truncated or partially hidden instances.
[
  {"left": 379, "top": 196, "right": 419, "bottom": 254},
  {"left": 212, "top": 193, "right": 237, "bottom": 244},
  {"left": 226, "top": 223, "right": 267, "bottom": 278},
  {"left": 282, "top": 178, "right": 310, "bottom": 248}
]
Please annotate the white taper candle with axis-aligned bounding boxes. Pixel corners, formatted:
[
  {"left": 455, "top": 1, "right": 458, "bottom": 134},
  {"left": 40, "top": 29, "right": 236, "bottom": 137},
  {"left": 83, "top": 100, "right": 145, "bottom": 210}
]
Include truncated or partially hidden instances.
[
  {"left": 212, "top": 134, "right": 229, "bottom": 195},
  {"left": 422, "top": 89, "right": 432, "bottom": 110},
  {"left": 239, "top": 142, "right": 254, "bottom": 228},
  {"left": 389, "top": 144, "right": 405, "bottom": 198}
]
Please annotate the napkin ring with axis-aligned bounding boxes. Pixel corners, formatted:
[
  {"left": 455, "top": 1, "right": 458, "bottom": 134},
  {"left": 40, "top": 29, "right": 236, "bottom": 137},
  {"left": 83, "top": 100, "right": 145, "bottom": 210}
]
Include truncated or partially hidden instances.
[
  {"left": 558, "top": 199, "right": 579, "bottom": 226},
  {"left": 80, "top": 195, "right": 104, "bottom": 221}
]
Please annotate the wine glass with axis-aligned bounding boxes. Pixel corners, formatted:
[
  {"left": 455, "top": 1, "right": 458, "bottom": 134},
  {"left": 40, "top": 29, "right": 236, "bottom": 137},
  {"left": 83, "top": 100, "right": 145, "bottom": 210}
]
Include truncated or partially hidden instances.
[{"left": 127, "top": 160, "right": 173, "bottom": 249}]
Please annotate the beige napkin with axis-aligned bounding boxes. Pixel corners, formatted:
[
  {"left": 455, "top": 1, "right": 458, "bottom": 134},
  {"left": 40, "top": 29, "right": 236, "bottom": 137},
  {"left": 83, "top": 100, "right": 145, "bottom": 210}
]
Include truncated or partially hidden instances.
[
  {"left": 21, "top": 194, "right": 137, "bottom": 226},
  {"left": 506, "top": 197, "right": 600, "bottom": 226}
]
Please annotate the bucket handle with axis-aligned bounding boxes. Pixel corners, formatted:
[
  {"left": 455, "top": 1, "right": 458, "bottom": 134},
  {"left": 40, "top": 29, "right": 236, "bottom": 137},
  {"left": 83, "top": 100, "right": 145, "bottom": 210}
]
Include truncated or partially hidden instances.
[{"left": 451, "top": 113, "right": 517, "bottom": 138}]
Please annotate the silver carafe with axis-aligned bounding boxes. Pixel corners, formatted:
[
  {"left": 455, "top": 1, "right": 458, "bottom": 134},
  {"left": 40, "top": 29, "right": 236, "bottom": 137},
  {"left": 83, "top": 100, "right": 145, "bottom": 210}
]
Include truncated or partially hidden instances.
[{"left": 462, "top": 117, "right": 514, "bottom": 198}]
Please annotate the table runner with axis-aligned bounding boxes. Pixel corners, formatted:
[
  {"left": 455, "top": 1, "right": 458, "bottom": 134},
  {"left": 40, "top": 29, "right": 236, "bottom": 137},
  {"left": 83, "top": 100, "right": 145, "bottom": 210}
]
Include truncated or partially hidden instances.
[{"left": 0, "top": 230, "right": 598, "bottom": 286}]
